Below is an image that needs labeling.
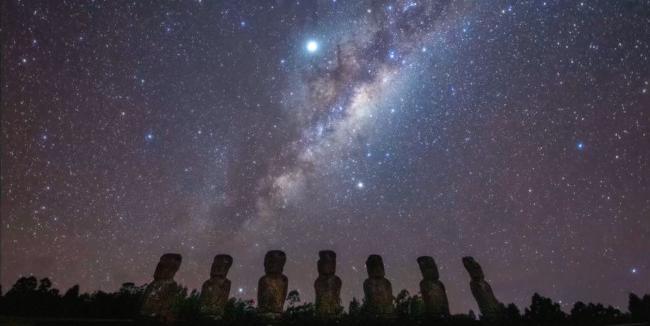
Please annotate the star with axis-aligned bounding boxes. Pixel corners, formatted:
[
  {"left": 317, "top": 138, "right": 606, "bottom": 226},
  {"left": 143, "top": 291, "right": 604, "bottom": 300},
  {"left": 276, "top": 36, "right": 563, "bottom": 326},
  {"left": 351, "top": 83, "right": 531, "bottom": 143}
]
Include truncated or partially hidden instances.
[{"left": 306, "top": 40, "right": 319, "bottom": 53}]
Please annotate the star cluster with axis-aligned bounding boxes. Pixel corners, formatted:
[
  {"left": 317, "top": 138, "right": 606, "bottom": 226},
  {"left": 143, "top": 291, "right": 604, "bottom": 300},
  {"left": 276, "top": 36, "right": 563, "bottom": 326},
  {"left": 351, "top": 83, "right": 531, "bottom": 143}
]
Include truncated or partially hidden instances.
[{"left": 2, "top": 0, "right": 649, "bottom": 312}]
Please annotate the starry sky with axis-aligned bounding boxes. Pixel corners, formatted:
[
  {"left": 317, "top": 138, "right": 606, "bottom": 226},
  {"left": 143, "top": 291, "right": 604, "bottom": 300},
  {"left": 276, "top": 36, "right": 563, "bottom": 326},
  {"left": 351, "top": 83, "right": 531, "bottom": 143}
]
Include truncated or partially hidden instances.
[{"left": 2, "top": 0, "right": 649, "bottom": 313}]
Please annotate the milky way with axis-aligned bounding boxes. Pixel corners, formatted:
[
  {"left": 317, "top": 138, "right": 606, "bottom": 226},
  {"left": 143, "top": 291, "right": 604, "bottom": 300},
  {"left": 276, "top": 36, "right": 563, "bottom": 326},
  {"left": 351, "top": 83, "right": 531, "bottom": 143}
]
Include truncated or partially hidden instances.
[{"left": 2, "top": 0, "right": 649, "bottom": 313}]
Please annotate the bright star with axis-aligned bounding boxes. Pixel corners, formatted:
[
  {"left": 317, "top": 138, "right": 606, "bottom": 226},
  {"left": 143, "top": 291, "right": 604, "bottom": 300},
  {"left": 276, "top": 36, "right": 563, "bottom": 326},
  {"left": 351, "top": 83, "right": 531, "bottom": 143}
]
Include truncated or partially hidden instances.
[
  {"left": 306, "top": 40, "right": 319, "bottom": 53},
  {"left": 356, "top": 181, "right": 365, "bottom": 189},
  {"left": 577, "top": 142, "right": 585, "bottom": 150},
  {"left": 146, "top": 133, "right": 154, "bottom": 141},
  {"left": 631, "top": 268, "right": 638, "bottom": 274}
]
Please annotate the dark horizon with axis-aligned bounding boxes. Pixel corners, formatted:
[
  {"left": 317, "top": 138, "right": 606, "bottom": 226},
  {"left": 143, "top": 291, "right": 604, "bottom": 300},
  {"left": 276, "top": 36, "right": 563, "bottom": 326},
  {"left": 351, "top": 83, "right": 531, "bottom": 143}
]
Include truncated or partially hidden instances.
[
  {"left": 3, "top": 272, "right": 649, "bottom": 325},
  {"left": 2, "top": 265, "right": 649, "bottom": 315},
  {"left": 0, "top": 249, "right": 645, "bottom": 314},
  {"left": 2, "top": 0, "right": 649, "bottom": 317}
]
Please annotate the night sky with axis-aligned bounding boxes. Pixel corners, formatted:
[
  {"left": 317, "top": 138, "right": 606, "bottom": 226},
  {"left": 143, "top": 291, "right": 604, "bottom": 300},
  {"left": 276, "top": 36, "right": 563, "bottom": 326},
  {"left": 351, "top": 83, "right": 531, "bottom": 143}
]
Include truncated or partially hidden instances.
[{"left": 2, "top": 0, "right": 649, "bottom": 313}]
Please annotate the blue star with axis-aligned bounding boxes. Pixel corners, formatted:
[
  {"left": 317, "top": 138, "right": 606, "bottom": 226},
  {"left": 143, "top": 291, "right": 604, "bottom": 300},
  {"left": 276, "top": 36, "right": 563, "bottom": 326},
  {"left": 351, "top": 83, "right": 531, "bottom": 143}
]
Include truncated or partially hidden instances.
[
  {"left": 306, "top": 40, "right": 319, "bottom": 53},
  {"left": 576, "top": 141, "right": 585, "bottom": 150}
]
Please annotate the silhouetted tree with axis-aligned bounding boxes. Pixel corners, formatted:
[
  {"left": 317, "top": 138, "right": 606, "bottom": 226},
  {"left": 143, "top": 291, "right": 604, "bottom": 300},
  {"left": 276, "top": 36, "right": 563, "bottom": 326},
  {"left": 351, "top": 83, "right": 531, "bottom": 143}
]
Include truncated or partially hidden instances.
[
  {"left": 629, "top": 293, "right": 650, "bottom": 322},
  {"left": 286, "top": 289, "right": 301, "bottom": 308},
  {"left": 348, "top": 297, "right": 361, "bottom": 317},
  {"left": 395, "top": 289, "right": 411, "bottom": 317},
  {"left": 61, "top": 284, "right": 81, "bottom": 317},
  {"left": 504, "top": 302, "right": 522, "bottom": 323},
  {"left": 1, "top": 276, "right": 54, "bottom": 316},
  {"left": 570, "top": 300, "right": 625, "bottom": 325},
  {"left": 284, "top": 302, "right": 315, "bottom": 324},
  {"left": 222, "top": 297, "right": 256, "bottom": 323},
  {"left": 283, "top": 289, "right": 316, "bottom": 324},
  {"left": 0, "top": 276, "right": 150, "bottom": 319},
  {"left": 394, "top": 289, "right": 425, "bottom": 321},
  {"left": 409, "top": 294, "right": 425, "bottom": 318},
  {"left": 173, "top": 288, "right": 200, "bottom": 322},
  {"left": 13, "top": 276, "right": 38, "bottom": 293},
  {"left": 113, "top": 282, "right": 144, "bottom": 317},
  {"left": 524, "top": 293, "right": 566, "bottom": 324},
  {"left": 36, "top": 278, "right": 60, "bottom": 315},
  {"left": 1, "top": 274, "right": 649, "bottom": 326},
  {"left": 63, "top": 284, "right": 80, "bottom": 299}
]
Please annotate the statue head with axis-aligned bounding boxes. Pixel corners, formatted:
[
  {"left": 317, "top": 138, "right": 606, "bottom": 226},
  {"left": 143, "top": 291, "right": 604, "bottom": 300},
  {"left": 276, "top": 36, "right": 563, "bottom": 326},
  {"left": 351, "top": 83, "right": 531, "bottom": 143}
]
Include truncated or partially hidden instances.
[
  {"left": 317, "top": 250, "right": 336, "bottom": 276},
  {"left": 462, "top": 256, "right": 484, "bottom": 281},
  {"left": 153, "top": 253, "right": 182, "bottom": 281},
  {"left": 210, "top": 254, "right": 233, "bottom": 278},
  {"left": 365, "top": 254, "right": 385, "bottom": 278},
  {"left": 417, "top": 256, "right": 439, "bottom": 280},
  {"left": 264, "top": 250, "right": 286, "bottom": 274}
]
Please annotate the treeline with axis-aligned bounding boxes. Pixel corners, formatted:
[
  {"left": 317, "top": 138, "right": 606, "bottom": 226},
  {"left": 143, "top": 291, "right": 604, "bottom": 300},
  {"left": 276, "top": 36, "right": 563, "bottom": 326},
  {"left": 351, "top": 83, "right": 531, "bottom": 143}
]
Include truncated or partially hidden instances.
[{"left": 1, "top": 276, "right": 650, "bottom": 325}]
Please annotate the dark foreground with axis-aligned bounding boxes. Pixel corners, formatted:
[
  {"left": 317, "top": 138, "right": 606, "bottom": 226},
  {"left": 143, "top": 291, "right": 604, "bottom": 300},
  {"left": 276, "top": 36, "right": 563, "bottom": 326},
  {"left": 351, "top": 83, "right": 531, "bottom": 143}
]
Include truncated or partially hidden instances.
[
  {"left": 1, "top": 276, "right": 649, "bottom": 326},
  {"left": 1, "top": 316, "right": 650, "bottom": 326}
]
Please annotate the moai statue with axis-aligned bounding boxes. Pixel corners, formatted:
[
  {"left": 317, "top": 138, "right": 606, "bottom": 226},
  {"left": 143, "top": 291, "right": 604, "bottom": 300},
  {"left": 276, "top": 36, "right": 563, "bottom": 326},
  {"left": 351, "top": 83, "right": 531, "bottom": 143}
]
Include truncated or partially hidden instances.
[
  {"left": 417, "top": 256, "right": 450, "bottom": 319},
  {"left": 363, "top": 254, "right": 395, "bottom": 317},
  {"left": 257, "top": 250, "right": 288, "bottom": 318},
  {"left": 462, "top": 256, "right": 504, "bottom": 320},
  {"left": 140, "top": 253, "right": 182, "bottom": 322},
  {"left": 314, "top": 250, "right": 342, "bottom": 317},
  {"left": 199, "top": 254, "right": 233, "bottom": 318}
]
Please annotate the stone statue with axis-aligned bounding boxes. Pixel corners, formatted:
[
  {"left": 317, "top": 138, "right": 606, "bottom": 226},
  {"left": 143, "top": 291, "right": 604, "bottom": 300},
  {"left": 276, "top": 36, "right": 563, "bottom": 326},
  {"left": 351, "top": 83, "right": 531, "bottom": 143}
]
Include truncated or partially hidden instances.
[
  {"left": 462, "top": 256, "right": 504, "bottom": 320},
  {"left": 257, "top": 250, "right": 288, "bottom": 318},
  {"left": 417, "top": 256, "right": 450, "bottom": 319},
  {"left": 199, "top": 254, "right": 233, "bottom": 318},
  {"left": 140, "top": 253, "right": 182, "bottom": 322},
  {"left": 363, "top": 254, "right": 394, "bottom": 317},
  {"left": 314, "top": 250, "right": 342, "bottom": 317}
]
